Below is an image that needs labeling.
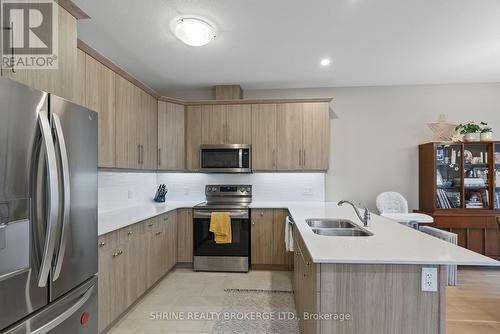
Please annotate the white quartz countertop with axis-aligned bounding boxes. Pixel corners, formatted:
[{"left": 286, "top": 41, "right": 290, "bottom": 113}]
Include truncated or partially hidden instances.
[
  {"left": 98, "top": 201, "right": 199, "bottom": 236},
  {"left": 98, "top": 201, "right": 500, "bottom": 266}
]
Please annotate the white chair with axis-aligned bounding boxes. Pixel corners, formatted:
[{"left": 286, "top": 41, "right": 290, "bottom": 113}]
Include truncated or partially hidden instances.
[{"left": 376, "top": 192, "right": 409, "bottom": 214}]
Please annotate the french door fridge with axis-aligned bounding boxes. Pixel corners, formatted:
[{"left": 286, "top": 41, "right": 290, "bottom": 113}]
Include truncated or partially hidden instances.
[{"left": 0, "top": 77, "right": 98, "bottom": 334}]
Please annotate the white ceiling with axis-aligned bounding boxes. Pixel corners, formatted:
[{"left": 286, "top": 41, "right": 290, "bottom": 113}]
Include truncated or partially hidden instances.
[{"left": 74, "top": 0, "right": 500, "bottom": 95}]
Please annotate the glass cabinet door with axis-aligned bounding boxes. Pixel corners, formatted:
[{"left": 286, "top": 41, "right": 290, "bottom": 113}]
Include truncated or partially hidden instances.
[
  {"left": 463, "top": 143, "right": 490, "bottom": 209},
  {"left": 436, "top": 144, "right": 462, "bottom": 209},
  {"left": 495, "top": 144, "right": 500, "bottom": 209}
]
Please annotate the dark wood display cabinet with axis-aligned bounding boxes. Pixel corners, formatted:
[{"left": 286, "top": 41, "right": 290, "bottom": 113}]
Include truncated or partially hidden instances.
[{"left": 419, "top": 142, "right": 500, "bottom": 260}]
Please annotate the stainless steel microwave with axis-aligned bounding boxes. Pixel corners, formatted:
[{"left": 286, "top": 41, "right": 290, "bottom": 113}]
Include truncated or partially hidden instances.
[{"left": 200, "top": 144, "right": 251, "bottom": 173}]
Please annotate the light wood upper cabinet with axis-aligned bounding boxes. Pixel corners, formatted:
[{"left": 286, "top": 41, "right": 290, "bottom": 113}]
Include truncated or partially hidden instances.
[
  {"left": 85, "top": 55, "right": 116, "bottom": 168},
  {"left": 302, "top": 103, "right": 329, "bottom": 170},
  {"left": 115, "top": 77, "right": 157, "bottom": 170},
  {"left": 2, "top": 5, "right": 77, "bottom": 102},
  {"left": 226, "top": 104, "right": 252, "bottom": 144},
  {"left": 73, "top": 49, "right": 87, "bottom": 107},
  {"left": 158, "top": 101, "right": 185, "bottom": 170},
  {"left": 201, "top": 105, "right": 224, "bottom": 144},
  {"left": 139, "top": 91, "right": 158, "bottom": 170},
  {"left": 251, "top": 104, "right": 277, "bottom": 170},
  {"left": 201, "top": 104, "right": 252, "bottom": 144},
  {"left": 115, "top": 75, "right": 135, "bottom": 169},
  {"left": 277, "top": 103, "right": 303, "bottom": 170},
  {"left": 185, "top": 105, "right": 203, "bottom": 170}
]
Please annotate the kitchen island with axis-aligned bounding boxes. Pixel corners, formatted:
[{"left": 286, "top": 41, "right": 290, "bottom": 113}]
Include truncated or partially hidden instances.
[{"left": 255, "top": 202, "right": 499, "bottom": 334}]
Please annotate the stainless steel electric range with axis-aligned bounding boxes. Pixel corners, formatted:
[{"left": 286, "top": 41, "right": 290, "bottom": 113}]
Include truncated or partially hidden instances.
[{"left": 193, "top": 185, "right": 252, "bottom": 272}]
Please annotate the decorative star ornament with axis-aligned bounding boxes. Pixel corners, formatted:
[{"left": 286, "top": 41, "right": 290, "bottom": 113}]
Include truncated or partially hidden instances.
[{"left": 427, "top": 114, "right": 457, "bottom": 142}]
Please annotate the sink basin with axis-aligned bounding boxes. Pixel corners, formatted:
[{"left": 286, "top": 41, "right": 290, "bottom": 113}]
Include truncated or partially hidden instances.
[
  {"left": 306, "top": 219, "right": 358, "bottom": 229},
  {"left": 312, "top": 228, "right": 373, "bottom": 237}
]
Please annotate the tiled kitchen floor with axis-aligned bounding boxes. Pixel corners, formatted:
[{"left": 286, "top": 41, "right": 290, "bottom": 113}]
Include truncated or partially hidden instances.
[
  {"left": 108, "top": 269, "right": 293, "bottom": 334},
  {"left": 108, "top": 267, "right": 500, "bottom": 334}
]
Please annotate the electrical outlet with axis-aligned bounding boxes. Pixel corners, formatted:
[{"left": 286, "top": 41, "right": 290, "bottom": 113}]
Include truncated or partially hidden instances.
[
  {"left": 303, "top": 187, "right": 313, "bottom": 196},
  {"left": 421, "top": 267, "right": 438, "bottom": 292}
]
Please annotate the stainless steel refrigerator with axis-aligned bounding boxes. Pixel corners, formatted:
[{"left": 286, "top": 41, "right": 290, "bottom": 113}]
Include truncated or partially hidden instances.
[{"left": 0, "top": 77, "right": 98, "bottom": 334}]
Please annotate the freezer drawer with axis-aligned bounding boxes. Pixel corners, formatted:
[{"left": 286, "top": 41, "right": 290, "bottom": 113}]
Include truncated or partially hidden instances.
[{"left": 3, "top": 276, "right": 98, "bottom": 334}]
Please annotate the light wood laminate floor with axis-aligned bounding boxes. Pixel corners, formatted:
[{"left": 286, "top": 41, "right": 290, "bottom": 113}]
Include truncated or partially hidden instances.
[
  {"left": 446, "top": 267, "right": 500, "bottom": 334},
  {"left": 108, "top": 267, "right": 500, "bottom": 334}
]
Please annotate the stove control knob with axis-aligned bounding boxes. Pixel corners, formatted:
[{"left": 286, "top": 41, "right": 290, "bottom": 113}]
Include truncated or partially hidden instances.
[{"left": 246, "top": 187, "right": 251, "bottom": 192}]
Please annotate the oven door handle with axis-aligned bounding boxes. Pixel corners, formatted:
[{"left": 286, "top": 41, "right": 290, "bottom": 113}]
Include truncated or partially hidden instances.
[{"left": 193, "top": 210, "right": 249, "bottom": 219}]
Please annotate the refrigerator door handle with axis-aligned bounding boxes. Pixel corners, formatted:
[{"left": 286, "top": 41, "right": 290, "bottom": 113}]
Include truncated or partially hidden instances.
[
  {"left": 37, "top": 109, "right": 60, "bottom": 288},
  {"left": 52, "top": 114, "right": 70, "bottom": 282},
  {"left": 31, "top": 285, "right": 94, "bottom": 334}
]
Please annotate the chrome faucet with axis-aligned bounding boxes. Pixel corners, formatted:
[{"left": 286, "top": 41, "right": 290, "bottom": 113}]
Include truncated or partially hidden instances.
[{"left": 337, "top": 200, "right": 371, "bottom": 227}]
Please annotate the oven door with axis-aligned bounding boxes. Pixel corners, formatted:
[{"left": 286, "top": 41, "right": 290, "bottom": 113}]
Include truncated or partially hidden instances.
[
  {"left": 200, "top": 144, "right": 251, "bottom": 173},
  {"left": 193, "top": 209, "right": 250, "bottom": 258}
]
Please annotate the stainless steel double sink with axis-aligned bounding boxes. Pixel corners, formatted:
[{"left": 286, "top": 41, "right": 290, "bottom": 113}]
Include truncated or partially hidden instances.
[{"left": 306, "top": 218, "right": 373, "bottom": 237}]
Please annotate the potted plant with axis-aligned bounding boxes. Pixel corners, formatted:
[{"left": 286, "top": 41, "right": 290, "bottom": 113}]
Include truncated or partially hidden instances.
[
  {"left": 480, "top": 122, "right": 493, "bottom": 141},
  {"left": 455, "top": 122, "right": 482, "bottom": 142}
]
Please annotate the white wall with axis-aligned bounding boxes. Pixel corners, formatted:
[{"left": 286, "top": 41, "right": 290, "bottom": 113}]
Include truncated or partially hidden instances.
[
  {"left": 242, "top": 83, "right": 500, "bottom": 211},
  {"left": 167, "top": 83, "right": 500, "bottom": 211}
]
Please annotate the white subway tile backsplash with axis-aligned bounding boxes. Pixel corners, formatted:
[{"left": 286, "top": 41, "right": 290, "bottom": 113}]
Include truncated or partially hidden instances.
[{"left": 99, "top": 171, "right": 325, "bottom": 213}]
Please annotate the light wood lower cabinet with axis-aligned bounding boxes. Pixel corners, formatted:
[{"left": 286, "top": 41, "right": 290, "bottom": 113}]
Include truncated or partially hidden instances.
[
  {"left": 97, "top": 231, "right": 126, "bottom": 333},
  {"left": 251, "top": 209, "right": 291, "bottom": 268},
  {"left": 292, "top": 227, "right": 446, "bottom": 334},
  {"left": 177, "top": 209, "right": 193, "bottom": 263},
  {"left": 98, "top": 210, "right": 177, "bottom": 333},
  {"left": 293, "top": 227, "right": 319, "bottom": 334}
]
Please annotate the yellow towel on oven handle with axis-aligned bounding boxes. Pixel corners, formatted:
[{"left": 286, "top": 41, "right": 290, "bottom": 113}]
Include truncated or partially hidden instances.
[{"left": 209, "top": 212, "right": 232, "bottom": 244}]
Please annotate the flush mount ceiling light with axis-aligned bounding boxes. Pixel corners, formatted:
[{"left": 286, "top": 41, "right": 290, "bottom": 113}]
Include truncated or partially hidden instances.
[
  {"left": 174, "top": 17, "right": 217, "bottom": 47},
  {"left": 320, "top": 58, "right": 331, "bottom": 66}
]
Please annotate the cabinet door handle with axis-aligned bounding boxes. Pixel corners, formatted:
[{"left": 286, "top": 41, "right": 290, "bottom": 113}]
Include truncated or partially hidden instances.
[
  {"left": 112, "top": 252, "right": 118, "bottom": 258},
  {"left": 98, "top": 241, "right": 106, "bottom": 248},
  {"left": 138, "top": 144, "right": 141, "bottom": 164},
  {"left": 155, "top": 231, "right": 162, "bottom": 236},
  {"left": 158, "top": 148, "right": 161, "bottom": 167},
  {"left": 148, "top": 223, "right": 154, "bottom": 227},
  {"left": 272, "top": 149, "right": 276, "bottom": 168},
  {"left": 127, "top": 231, "right": 133, "bottom": 236},
  {"left": 303, "top": 150, "right": 306, "bottom": 168},
  {"left": 298, "top": 149, "right": 302, "bottom": 166},
  {"left": 252, "top": 221, "right": 255, "bottom": 226}
]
